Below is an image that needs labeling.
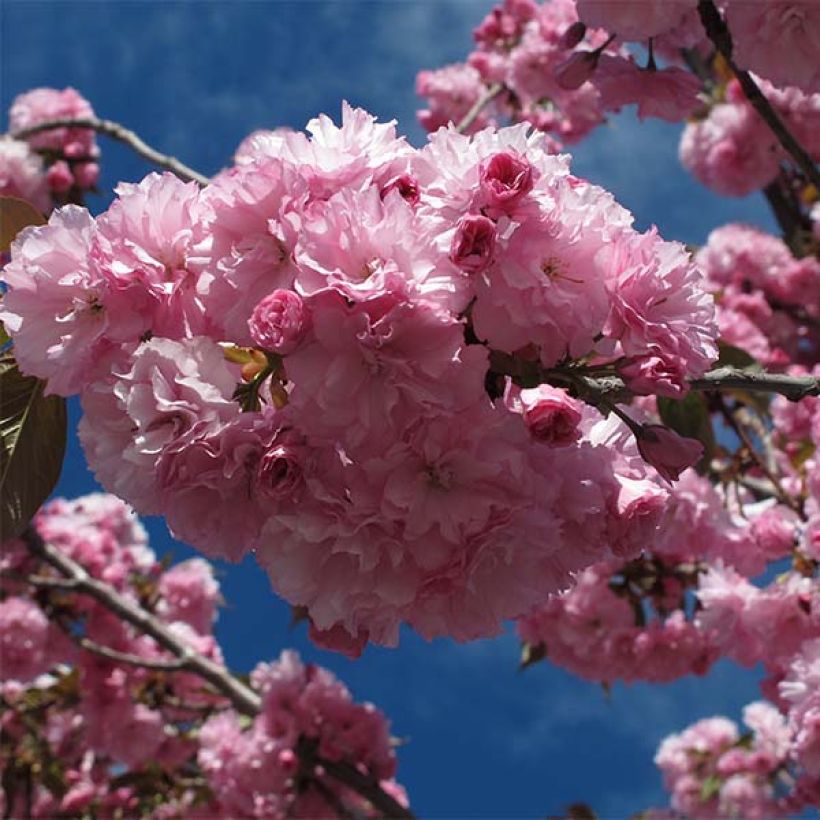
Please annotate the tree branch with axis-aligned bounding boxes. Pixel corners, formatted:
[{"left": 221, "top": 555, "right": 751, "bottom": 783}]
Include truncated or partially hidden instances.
[
  {"left": 688, "top": 366, "right": 820, "bottom": 402},
  {"left": 315, "top": 754, "right": 414, "bottom": 820},
  {"left": 21, "top": 527, "right": 260, "bottom": 715},
  {"left": 456, "top": 83, "right": 504, "bottom": 135},
  {"left": 697, "top": 0, "right": 820, "bottom": 191},
  {"left": 60, "top": 627, "right": 189, "bottom": 672},
  {"left": 18, "top": 529, "right": 415, "bottom": 819},
  {"left": 490, "top": 348, "right": 820, "bottom": 405},
  {"left": 11, "top": 117, "right": 210, "bottom": 187}
]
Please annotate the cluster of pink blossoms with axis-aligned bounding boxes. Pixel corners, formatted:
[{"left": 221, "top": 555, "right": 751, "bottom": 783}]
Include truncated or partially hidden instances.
[
  {"left": 516, "top": 466, "right": 800, "bottom": 685},
  {"left": 198, "top": 651, "right": 404, "bottom": 818},
  {"left": 654, "top": 703, "right": 798, "bottom": 819},
  {"left": 0, "top": 104, "right": 717, "bottom": 652},
  {"left": 417, "top": 0, "right": 706, "bottom": 147},
  {"left": 680, "top": 76, "right": 820, "bottom": 198},
  {"left": 0, "top": 87, "right": 100, "bottom": 212},
  {"left": 696, "top": 223, "right": 820, "bottom": 366},
  {"left": 0, "top": 494, "right": 405, "bottom": 818}
]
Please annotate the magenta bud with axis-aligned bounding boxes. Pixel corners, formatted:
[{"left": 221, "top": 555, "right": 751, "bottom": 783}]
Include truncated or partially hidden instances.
[
  {"left": 555, "top": 50, "right": 599, "bottom": 90},
  {"left": 560, "top": 21, "right": 587, "bottom": 49}
]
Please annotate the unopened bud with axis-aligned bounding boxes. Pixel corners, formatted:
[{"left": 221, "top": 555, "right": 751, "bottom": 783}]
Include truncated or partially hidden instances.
[
  {"left": 560, "top": 21, "right": 587, "bottom": 49},
  {"left": 555, "top": 50, "right": 599, "bottom": 90}
]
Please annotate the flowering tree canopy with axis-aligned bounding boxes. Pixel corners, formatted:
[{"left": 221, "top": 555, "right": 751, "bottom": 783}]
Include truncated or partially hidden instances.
[{"left": 1, "top": 1, "right": 819, "bottom": 816}]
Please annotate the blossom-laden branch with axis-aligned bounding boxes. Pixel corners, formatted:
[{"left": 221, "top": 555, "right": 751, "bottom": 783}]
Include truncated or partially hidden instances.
[
  {"left": 455, "top": 82, "right": 504, "bottom": 134},
  {"left": 18, "top": 527, "right": 414, "bottom": 819},
  {"left": 490, "top": 352, "right": 820, "bottom": 405},
  {"left": 21, "top": 526, "right": 261, "bottom": 715},
  {"left": 12, "top": 117, "right": 210, "bottom": 187},
  {"left": 697, "top": 0, "right": 820, "bottom": 192}
]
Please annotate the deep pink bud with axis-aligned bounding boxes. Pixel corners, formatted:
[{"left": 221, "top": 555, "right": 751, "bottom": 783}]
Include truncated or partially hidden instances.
[
  {"left": 380, "top": 173, "right": 420, "bottom": 206},
  {"left": 73, "top": 161, "right": 99, "bottom": 189},
  {"left": 46, "top": 160, "right": 73, "bottom": 193},
  {"left": 520, "top": 385, "right": 583, "bottom": 446},
  {"left": 555, "top": 51, "right": 599, "bottom": 90},
  {"left": 479, "top": 152, "right": 534, "bottom": 216},
  {"left": 278, "top": 748, "right": 299, "bottom": 776},
  {"left": 620, "top": 355, "right": 687, "bottom": 398},
  {"left": 449, "top": 213, "right": 496, "bottom": 274},
  {"left": 636, "top": 424, "right": 703, "bottom": 482},
  {"left": 560, "top": 21, "right": 587, "bottom": 49},
  {"left": 258, "top": 444, "right": 304, "bottom": 501},
  {"left": 248, "top": 289, "right": 309, "bottom": 354}
]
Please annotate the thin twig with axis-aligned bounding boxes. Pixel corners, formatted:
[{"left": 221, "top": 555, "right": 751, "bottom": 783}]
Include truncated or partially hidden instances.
[
  {"left": 455, "top": 83, "right": 504, "bottom": 135},
  {"left": 21, "top": 527, "right": 260, "bottom": 716},
  {"left": 714, "top": 395, "right": 797, "bottom": 512},
  {"left": 698, "top": 0, "right": 820, "bottom": 191},
  {"left": 12, "top": 117, "right": 210, "bottom": 187},
  {"left": 63, "top": 630, "right": 189, "bottom": 672}
]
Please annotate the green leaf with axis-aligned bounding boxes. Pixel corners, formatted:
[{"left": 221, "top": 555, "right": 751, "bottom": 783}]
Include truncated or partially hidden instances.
[
  {"left": 657, "top": 392, "right": 716, "bottom": 473},
  {"left": 519, "top": 641, "right": 547, "bottom": 670},
  {"left": 0, "top": 353, "right": 66, "bottom": 540},
  {"left": 0, "top": 323, "right": 10, "bottom": 349},
  {"left": 717, "top": 340, "right": 759, "bottom": 370},
  {"left": 700, "top": 774, "right": 722, "bottom": 802},
  {"left": 0, "top": 196, "right": 46, "bottom": 253}
]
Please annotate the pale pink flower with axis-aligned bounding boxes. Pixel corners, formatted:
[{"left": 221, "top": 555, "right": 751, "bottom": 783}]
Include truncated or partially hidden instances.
[
  {"left": 79, "top": 337, "right": 239, "bottom": 515},
  {"left": 725, "top": 1, "right": 820, "bottom": 93},
  {"left": 156, "top": 410, "right": 292, "bottom": 561},
  {"left": 91, "top": 172, "right": 214, "bottom": 339},
  {"left": 0, "top": 136, "right": 50, "bottom": 213},
  {"left": 679, "top": 102, "right": 782, "bottom": 196},
  {"left": 416, "top": 63, "right": 493, "bottom": 134},
  {"left": 0, "top": 597, "right": 59, "bottom": 682},
  {"left": 606, "top": 228, "right": 717, "bottom": 382},
  {"left": 200, "top": 157, "right": 305, "bottom": 344},
  {"left": 0, "top": 205, "right": 109, "bottom": 396},
  {"left": 575, "top": 0, "right": 696, "bottom": 40},
  {"left": 157, "top": 558, "right": 221, "bottom": 634},
  {"left": 272, "top": 102, "right": 414, "bottom": 200}
]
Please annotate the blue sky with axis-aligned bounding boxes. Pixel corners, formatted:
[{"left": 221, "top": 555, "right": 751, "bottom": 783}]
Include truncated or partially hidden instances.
[{"left": 2, "top": 2, "right": 778, "bottom": 816}]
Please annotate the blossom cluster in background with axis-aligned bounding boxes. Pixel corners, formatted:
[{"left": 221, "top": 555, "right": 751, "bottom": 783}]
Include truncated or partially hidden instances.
[
  {"left": 0, "top": 495, "right": 405, "bottom": 818},
  {"left": 0, "top": 87, "right": 99, "bottom": 210}
]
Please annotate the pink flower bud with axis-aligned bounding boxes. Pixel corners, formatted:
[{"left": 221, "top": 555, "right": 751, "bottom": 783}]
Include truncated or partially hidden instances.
[
  {"left": 636, "top": 424, "right": 703, "bottom": 482},
  {"left": 73, "top": 161, "right": 99, "bottom": 189},
  {"left": 277, "top": 748, "right": 299, "bottom": 775},
  {"left": 449, "top": 213, "right": 496, "bottom": 274},
  {"left": 479, "top": 151, "right": 534, "bottom": 216},
  {"left": 560, "top": 21, "right": 587, "bottom": 49},
  {"left": 620, "top": 354, "right": 687, "bottom": 398},
  {"left": 520, "top": 385, "right": 582, "bottom": 446},
  {"left": 380, "top": 173, "right": 420, "bottom": 206},
  {"left": 248, "top": 289, "right": 309, "bottom": 354},
  {"left": 555, "top": 50, "right": 599, "bottom": 90},
  {"left": 258, "top": 443, "right": 304, "bottom": 501},
  {"left": 46, "top": 160, "right": 74, "bottom": 193}
]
